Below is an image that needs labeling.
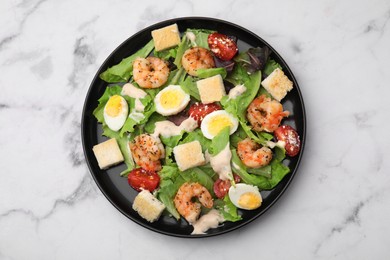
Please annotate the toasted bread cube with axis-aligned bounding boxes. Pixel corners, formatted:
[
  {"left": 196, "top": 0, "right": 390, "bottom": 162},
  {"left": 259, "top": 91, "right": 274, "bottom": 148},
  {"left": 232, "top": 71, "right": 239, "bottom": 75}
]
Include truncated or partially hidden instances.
[
  {"left": 92, "top": 138, "right": 124, "bottom": 169},
  {"left": 196, "top": 74, "right": 226, "bottom": 104},
  {"left": 173, "top": 141, "right": 205, "bottom": 171},
  {"left": 151, "top": 23, "right": 181, "bottom": 51},
  {"left": 133, "top": 190, "right": 165, "bottom": 223},
  {"left": 261, "top": 68, "right": 293, "bottom": 101}
]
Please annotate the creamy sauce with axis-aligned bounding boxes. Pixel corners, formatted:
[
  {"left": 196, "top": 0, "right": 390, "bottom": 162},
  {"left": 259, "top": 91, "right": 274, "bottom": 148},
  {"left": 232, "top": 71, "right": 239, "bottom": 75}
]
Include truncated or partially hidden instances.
[
  {"left": 152, "top": 117, "right": 198, "bottom": 138},
  {"left": 228, "top": 84, "right": 247, "bottom": 99},
  {"left": 232, "top": 162, "right": 240, "bottom": 171},
  {"left": 266, "top": 140, "right": 286, "bottom": 149},
  {"left": 191, "top": 209, "right": 224, "bottom": 235},
  {"left": 121, "top": 83, "right": 147, "bottom": 112},
  {"left": 186, "top": 31, "right": 197, "bottom": 46},
  {"left": 209, "top": 143, "right": 233, "bottom": 180},
  {"left": 128, "top": 111, "right": 145, "bottom": 123}
]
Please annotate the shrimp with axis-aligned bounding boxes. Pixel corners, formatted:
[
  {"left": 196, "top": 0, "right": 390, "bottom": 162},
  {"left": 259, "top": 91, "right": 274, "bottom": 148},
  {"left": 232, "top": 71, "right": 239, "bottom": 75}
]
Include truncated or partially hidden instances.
[
  {"left": 237, "top": 138, "right": 272, "bottom": 168},
  {"left": 181, "top": 47, "right": 215, "bottom": 76},
  {"left": 247, "top": 94, "right": 289, "bottom": 132},
  {"left": 129, "top": 134, "right": 165, "bottom": 172},
  {"left": 132, "top": 57, "right": 169, "bottom": 89},
  {"left": 174, "top": 182, "right": 213, "bottom": 223}
]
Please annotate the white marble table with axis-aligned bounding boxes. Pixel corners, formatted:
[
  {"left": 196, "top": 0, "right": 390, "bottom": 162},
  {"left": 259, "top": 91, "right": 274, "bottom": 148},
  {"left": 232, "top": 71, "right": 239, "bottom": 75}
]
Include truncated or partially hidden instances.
[{"left": 1, "top": 0, "right": 389, "bottom": 259}]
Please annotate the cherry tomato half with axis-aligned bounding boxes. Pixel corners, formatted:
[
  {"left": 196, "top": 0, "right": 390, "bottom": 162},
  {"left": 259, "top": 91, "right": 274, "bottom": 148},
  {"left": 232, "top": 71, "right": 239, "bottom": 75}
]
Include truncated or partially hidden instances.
[
  {"left": 208, "top": 33, "right": 238, "bottom": 61},
  {"left": 213, "top": 174, "right": 241, "bottom": 199},
  {"left": 274, "top": 125, "right": 301, "bottom": 157},
  {"left": 188, "top": 102, "right": 222, "bottom": 125},
  {"left": 128, "top": 168, "right": 160, "bottom": 192}
]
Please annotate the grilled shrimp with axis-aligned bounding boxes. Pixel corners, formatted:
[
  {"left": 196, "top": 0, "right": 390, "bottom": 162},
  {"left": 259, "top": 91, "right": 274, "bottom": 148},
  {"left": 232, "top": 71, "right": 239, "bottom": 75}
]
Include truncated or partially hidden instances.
[
  {"left": 237, "top": 138, "right": 272, "bottom": 168},
  {"left": 181, "top": 47, "right": 215, "bottom": 76},
  {"left": 133, "top": 57, "right": 169, "bottom": 89},
  {"left": 129, "top": 134, "right": 165, "bottom": 172},
  {"left": 247, "top": 94, "right": 289, "bottom": 132},
  {"left": 174, "top": 182, "right": 213, "bottom": 223}
]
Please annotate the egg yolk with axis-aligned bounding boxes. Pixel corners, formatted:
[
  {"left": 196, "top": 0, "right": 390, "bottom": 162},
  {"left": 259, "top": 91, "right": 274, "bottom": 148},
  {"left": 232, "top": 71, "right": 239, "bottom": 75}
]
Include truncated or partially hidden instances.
[
  {"left": 207, "top": 115, "right": 233, "bottom": 136},
  {"left": 106, "top": 95, "right": 122, "bottom": 117},
  {"left": 238, "top": 192, "right": 262, "bottom": 210},
  {"left": 159, "top": 90, "right": 185, "bottom": 109}
]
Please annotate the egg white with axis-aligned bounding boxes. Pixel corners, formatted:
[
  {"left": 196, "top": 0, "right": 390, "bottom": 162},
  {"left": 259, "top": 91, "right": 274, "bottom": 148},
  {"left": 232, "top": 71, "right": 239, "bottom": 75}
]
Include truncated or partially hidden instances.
[
  {"left": 228, "top": 183, "right": 262, "bottom": 210},
  {"left": 154, "top": 85, "right": 190, "bottom": 116},
  {"left": 103, "top": 95, "right": 129, "bottom": 131},
  {"left": 200, "top": 110, "right": 239, "bottom": 139}
]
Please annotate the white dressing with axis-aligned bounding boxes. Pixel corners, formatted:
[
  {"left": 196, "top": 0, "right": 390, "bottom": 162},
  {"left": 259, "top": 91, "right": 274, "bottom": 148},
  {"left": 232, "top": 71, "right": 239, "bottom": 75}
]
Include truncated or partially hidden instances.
[
  {"left": 121, "top": 83, "right": 148, "bottom": 112},
  {"left": 209, "top": 143, "right": 233, "bottom": 181},
  {"left": 228, "top": 84, "right": 247, "bottom": 99},
  {"left": 186, "top": 31, "right": 197, "bottom": 46},
  {"left": 191, "top": 209, "right": 224, "bottom": 235},
  {"left": 128, "top": 111, "right": 145, "bottom": 123},
  {"left": 266, "top": 140, "right": 286, "bottom": 149},
  {"left": 152, "top": 117, "right": 198, "bottom": 138}
]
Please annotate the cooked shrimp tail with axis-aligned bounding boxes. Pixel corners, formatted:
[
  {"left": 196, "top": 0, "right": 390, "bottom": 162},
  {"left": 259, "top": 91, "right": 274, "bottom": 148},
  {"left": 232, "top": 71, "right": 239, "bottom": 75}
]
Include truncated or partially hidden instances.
[
  {"left": 129, "top": 134, "right": 165, "bottom": 171},
  {"left": 181, "top": 47, "right": 215, "bottom": 76},
  {"left": 133, "top": 57, "right": 169, "bottom": 89},
  {"left": 237, "top": 138, "right": 272, "bottom": 168},
  {"left": 174, "top": 182, "right": 213, "bottom": 223},
  {"left": 247, "top": 94, "right": 289, "bottom": 132}
]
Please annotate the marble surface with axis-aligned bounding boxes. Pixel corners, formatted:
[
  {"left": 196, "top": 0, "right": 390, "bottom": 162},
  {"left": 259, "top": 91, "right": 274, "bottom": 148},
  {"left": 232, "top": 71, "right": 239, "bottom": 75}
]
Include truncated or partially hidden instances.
[{"left": 1, "top": 0, "right": 390, "bottom": 259}]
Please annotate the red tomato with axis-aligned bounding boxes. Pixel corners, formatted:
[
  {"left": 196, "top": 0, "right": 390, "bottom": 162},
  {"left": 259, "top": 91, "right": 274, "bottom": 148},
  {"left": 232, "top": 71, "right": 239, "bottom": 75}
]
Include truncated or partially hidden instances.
[
  {"left": 188, "top": 102, "right": 222, "bottom": 125},
  {"left": 213, "top": 174, "right": 241, "bottom": 199},
  {"left": 208, "top": 33, "right": 238, "bottom": 61},
  {"left": 128, "top": 168, "right": 160, "bottom": 192},
  {"left": 214, "top": 179, "right": 231, "bottom": 199},
  {"left": 274, "top": 125, "right": 301, "bottom": 157}
]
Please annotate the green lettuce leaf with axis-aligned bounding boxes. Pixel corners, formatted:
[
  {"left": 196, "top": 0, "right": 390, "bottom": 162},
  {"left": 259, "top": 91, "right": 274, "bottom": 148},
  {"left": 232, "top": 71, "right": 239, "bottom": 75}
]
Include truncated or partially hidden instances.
[
  {"left": 231, "top": 149, "right": 290, "bottom": 190},
  {"left": 101, "top": 125, "right": 135, "bottom": 176},
  {"left": 214, "top": 196, "right": 242, "bottom": 222},
  {"left": 119, "top": 94, "right": 155, "bottom": 136},
  {"left": 99, "top": 40, "right": 154, "bottom": 83},
  {"left": 209, "top": 126, "right": 230, "bottom": 156},
  {"left": 160, "top": 135, "right": 182, "bottom": 147},
  {"left": 153, "top": 47, "right": 177, "bottom": 60},
  {"left": 180, "top": 129, "right": 211, "bottom": 152},
  {"left": 92, "top": 85, "right": 123, "bottom": 124},
  {"left": 196, "top": 68, "right": 227, "bottom": 79},
  {"left": 225, "top": 62, "right": 250, "bottom": 86},
  {"left": 263, "top": 59, "right": 283, "bottom": 77},
  {"left": 144, "top": 113, "right": 166, "bottom": 133},
  {"left": 180, "top": 75, "right": 200, "bottom": 100},
  {"left": 221, "top": 71, "right": 261, "bottom": 121}
]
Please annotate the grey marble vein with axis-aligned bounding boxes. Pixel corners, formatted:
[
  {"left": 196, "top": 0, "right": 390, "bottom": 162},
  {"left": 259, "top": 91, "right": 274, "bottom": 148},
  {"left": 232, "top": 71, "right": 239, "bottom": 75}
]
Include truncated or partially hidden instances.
[
  {"left": 68, "top": 36, "right": 96, "bottom": 90},
  {"left": 0, "top": 173, "right": 96, "bottom": 223},
  {"left": 0, "top": 0, "right": 48, "bottom": 52},
  {"left": 363, "top": 8, "right": 390, "bottom": 36}
]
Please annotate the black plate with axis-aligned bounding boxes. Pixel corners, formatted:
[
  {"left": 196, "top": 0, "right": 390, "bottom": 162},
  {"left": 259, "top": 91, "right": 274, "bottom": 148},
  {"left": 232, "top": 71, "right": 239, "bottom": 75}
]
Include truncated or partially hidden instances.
[{"left": 81, "top": 17, "right": 306, "bottom": 238}]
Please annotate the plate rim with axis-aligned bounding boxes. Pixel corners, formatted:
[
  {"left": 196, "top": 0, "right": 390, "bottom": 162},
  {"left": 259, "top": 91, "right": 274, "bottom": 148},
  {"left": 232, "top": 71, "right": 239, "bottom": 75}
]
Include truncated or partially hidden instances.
[{"left": 81, "top": 16, "right": 306, "bottom": 238}]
